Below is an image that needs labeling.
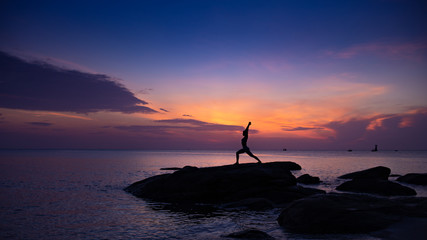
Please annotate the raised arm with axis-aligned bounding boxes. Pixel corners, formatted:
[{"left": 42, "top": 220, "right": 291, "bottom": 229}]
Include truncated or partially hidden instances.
[
  {"left": 245, "top": 122, "right": 251, "bottom": 131},
  {"left": 243, "top": 122, "right": 251, "bottom": 136}
]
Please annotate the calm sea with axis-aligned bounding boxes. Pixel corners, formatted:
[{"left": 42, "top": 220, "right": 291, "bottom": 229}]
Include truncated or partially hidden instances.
[{"left": 1, "top": 150, "right": 426, "bottom": 239}]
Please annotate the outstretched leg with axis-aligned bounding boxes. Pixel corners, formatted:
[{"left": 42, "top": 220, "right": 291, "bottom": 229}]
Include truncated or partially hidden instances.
[
  {"left": 235, "top": 149, "right": 245, "bottom": 164},
  {"left": 246, "top": 150, "right": 262, "bottom": 164}
]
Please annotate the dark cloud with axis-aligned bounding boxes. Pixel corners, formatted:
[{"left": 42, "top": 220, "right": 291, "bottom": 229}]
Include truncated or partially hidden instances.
[
  {"left": 282, "top": 126, "right": 324, "bottom": 131},
  {"left": 182, "top": 114, "right": 193, "bottom": 117},
  {"left": 159, "top": 108, "right": 169, "bottom": 112},
  {"left": 26, "top": 122, "right": 53, "bottom": 126},
  {"left": 0, "top": 51, "right": 157, "bottom": 114},
  {"left": 113, "top": 125, "right": 185, "bottom": 136}
]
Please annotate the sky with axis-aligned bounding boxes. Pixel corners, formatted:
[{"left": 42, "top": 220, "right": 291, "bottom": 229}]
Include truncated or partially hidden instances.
[{"left": 1, "top": 0, "right": 427, "bottom": 150}]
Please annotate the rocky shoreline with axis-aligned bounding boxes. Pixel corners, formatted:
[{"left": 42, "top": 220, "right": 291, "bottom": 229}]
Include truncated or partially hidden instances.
[{"left": 125, "top": 162, "right": 427, "bottom": 237}]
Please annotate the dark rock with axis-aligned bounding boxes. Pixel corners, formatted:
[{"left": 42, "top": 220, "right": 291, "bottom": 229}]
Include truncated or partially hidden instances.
[
  {"left": 278, "top": 193, "right": 404, "bottom": 234},
  {"left": 160, "top": 167, "right": 181, "bottom": 171},
  {"left": 371, "top": 217, "right": 427, "bottom": 240},
  {"left": 397, "top": 173, "right": 427, "bottom": 185},
  {"left": 336, "top": 179, "right": 416, "bottom": 196},
  {"left": 221, "top": 198, "right": 274, "bottom": 210},
  {"left": 124, "top": 162, "right": 314, "bottom": 207},
  {"left": 338, "top": 166, "right": 391, "bottom": 180},
  {"left": 223, "top": 229, "right": 275, "bottom": 239},
  {"left": 297, "top": 174, "right": 321, "bottom": 184}
]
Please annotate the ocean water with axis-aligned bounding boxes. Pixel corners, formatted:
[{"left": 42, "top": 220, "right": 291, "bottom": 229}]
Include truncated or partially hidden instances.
[{"left": 0, "top": 150, "right": 426, "bottom": 239}]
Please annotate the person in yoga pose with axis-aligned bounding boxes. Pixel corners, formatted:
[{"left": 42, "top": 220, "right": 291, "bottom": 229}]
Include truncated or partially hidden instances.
[{"left": 235, "top": 122, "right": 261, "bottom": 164}]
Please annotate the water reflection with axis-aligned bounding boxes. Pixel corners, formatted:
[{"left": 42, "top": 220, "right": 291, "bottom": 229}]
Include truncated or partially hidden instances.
[{"left": 0, "top": 150, "right": 426, "bottom": 239}]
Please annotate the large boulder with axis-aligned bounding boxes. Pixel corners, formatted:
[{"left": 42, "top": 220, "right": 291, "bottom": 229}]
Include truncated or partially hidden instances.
[
  {"left": 278, "top": 193, "right": 415, "bottom": 234},
  {"left": 336, "top": 179, "right": 417, "bottom": 196},
  {"left": 397, "top": 173, "right": 427, "bottom": 186},
  {"left": 297, "top": 174, "right": 321, "bottom": 184},
  {"left": 338, "top": 166, "right": 391, "bottom": 180},
  {"left": 124, "top": 162, "right": 320, "bottom": 207},
  {"left": 222, "top": 229, "right": 275, "bottom": 239}
]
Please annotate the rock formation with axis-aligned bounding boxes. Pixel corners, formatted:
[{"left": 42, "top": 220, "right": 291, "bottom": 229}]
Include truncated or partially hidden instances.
[
  {"left": 124, "top": 162, "right": 325, "bottom": 209},
  {"left": 397, "top": 173, "right": 427, "bottom": 186},
  {"left": 278, "top": 193, "right": 427, "bottom": 234}
]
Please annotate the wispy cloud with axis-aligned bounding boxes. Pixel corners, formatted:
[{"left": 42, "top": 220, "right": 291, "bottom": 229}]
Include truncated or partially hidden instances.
[
  {"left": 0, "top": 51, "right": 157, "bottom": 114},
  {"left": 43, "top": 112, "right": 93, "bottom": 120},
  {"left": 282, "top": 126, "right": 324, "bottom": 131},
  {"left": 114, "top": 118, "right": 249, "bottom": 133},
  {"left": 325, "top": 42, "right": 427, "bottom": 60},
  {"left": 155, "top": 118, "right": 248, "bottom": 132},
  {"left": 26, "top": 122, "right": 53, "bottom": 127}
]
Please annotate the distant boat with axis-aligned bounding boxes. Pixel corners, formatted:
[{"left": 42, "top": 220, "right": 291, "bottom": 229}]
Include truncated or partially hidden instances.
[
  {"left": 282, "top": 148, "right": 287, "bottom": 151},
  {"left": 347, "top": 149, "right": 353, "bottom": 152},
  {"left": 371, "top": 144, "right": 378, "bottom": 152}
]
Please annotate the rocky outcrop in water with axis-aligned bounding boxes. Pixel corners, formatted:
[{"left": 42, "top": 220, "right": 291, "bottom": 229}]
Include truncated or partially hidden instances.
[
  {"left": 337, "top": 166, "right": 417, "bottom": 196},
  {"left": 125, "top": 162, "right": 325, "bottom": 208},
  {"left": 223, "top": 229, "right": 275, "bottom": 239},
  {"left": 296, "top": 174, "right": 321, "bottom": 184},
  {"left": 397, "top": 173, "right": 427, "bottom": 186},
  {"left": 338, "top": 166, "right": 391, "bottom": 180},
  {"left": 336, "top": 179, "right": 417, "bottom": 196},
  {"left": 277, "top": 193, "right": 427, "bottom": 234}
]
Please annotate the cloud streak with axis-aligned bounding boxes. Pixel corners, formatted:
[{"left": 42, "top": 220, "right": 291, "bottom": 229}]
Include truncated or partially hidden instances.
[
  {"left": 282, "top": 126, "right": 324, "bottom": 131},
  {"left": 325, "top": 42, "right": 427, "bottom": 60},
  {"left": 26, "top": 122, "right": 53, "bottom": 127},
  {"left": 113, "top": 118, "right": 250, "bottom": 133},
  {"left": 0, "top": 51, "right": 157, "bottom": 114},
  {"left": 154, "top": 118, "right": 251, "bottom": 132}
]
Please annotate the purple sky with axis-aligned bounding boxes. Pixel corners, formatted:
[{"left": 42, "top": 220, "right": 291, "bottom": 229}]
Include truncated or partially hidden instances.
[{"left": 1, "top": 0, "right": 426, "bottom": 150}]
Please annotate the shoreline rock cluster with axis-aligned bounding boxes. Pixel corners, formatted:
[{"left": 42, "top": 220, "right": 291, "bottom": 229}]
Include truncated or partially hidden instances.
[
  {"left": 125, "top": 162, "right": 427, "bottom": 235},
  {"left": 336, "top": 166, "right": 417, "bottom": 196}
]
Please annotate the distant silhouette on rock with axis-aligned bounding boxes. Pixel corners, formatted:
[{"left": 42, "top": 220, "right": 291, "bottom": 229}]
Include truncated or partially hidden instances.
[{"left": 235, "top": 122, "right": 261, "bottom": 164}]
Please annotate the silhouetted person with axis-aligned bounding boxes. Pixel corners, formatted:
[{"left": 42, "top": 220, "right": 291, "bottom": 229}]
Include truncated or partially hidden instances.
[{"left": 235, "top": 122, "right": 261, "bottom": 164}]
